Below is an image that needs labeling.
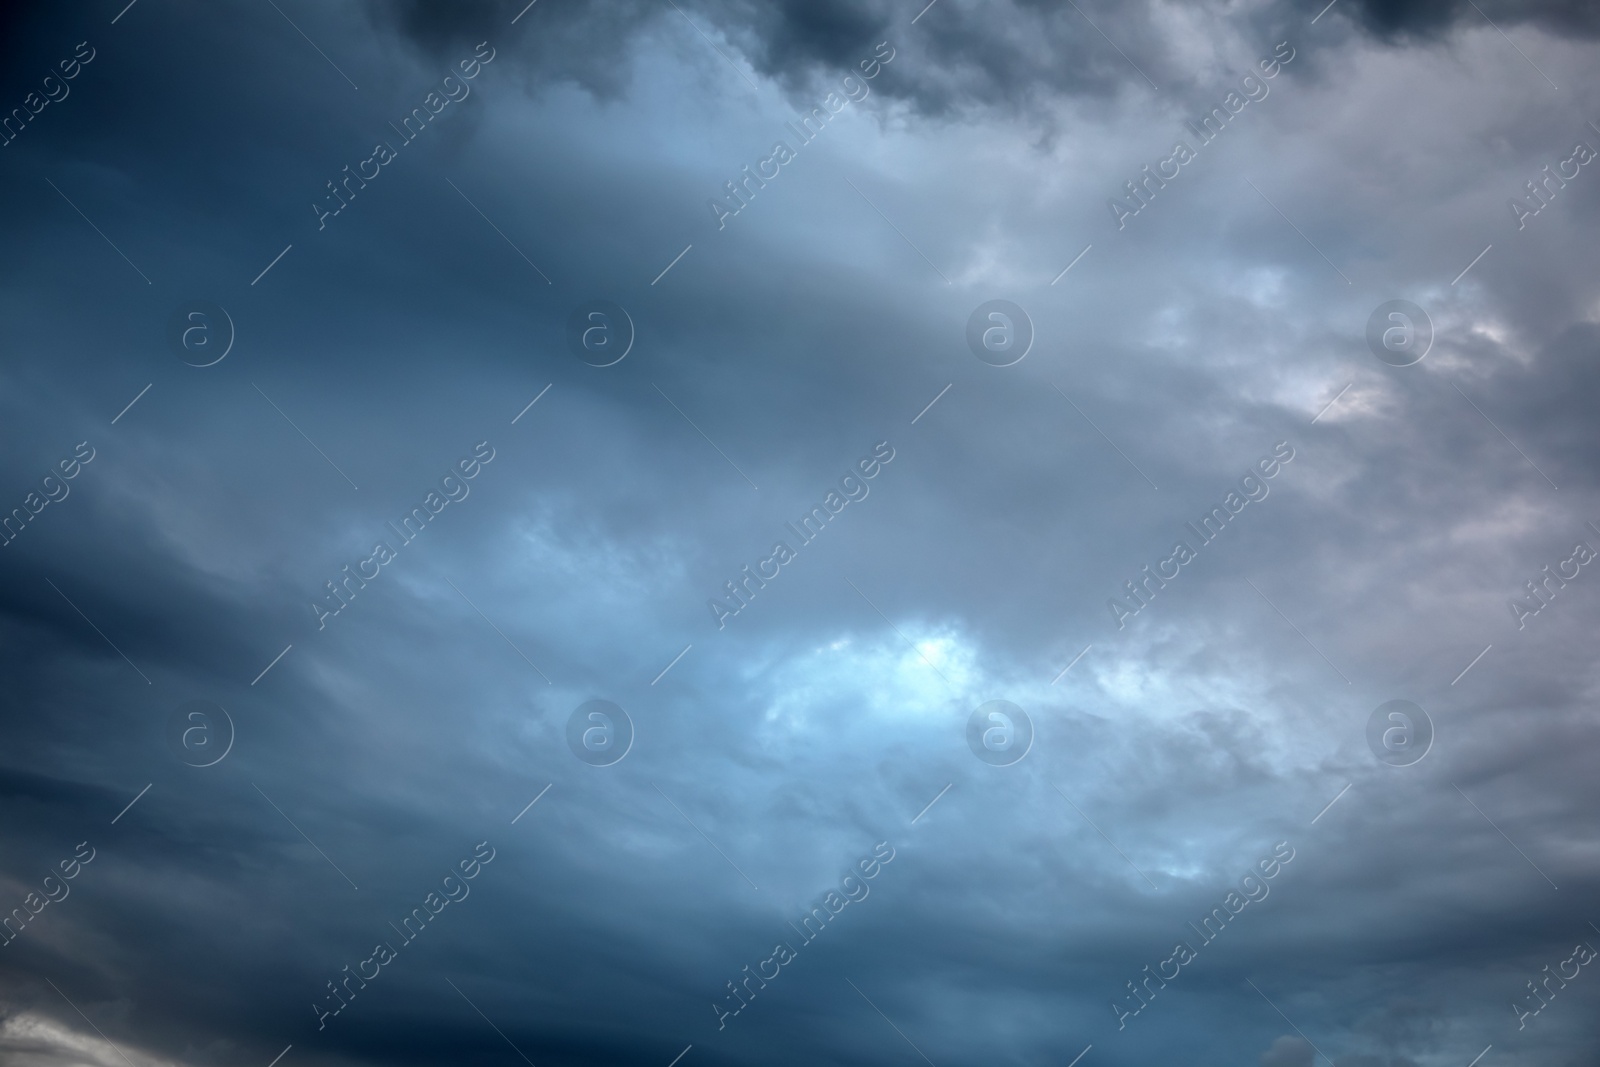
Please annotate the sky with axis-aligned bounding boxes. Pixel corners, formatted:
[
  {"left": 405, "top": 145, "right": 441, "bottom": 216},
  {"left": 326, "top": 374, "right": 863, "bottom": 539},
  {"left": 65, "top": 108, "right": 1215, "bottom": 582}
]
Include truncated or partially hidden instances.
[{"left": 1, "top": 0, "right": 1599, "bottom": 1065}]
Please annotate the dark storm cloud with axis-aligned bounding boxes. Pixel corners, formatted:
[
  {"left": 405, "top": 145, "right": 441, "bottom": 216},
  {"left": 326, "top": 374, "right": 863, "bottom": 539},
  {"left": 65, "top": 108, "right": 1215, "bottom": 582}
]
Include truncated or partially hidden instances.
[
  {"left": 362, "top": 0, "right": 1228, "bottom": 117},
  {"left": 1, "top": 0, "right": 1599, "bottom": 1065},
  {"left": 363, "top": 0, "right": 1600, "bottom": 123},
  {"left": 1343, "top": 0, "right": 1600, "bottom": 39},
  {"left": 370, "top": 0, "right": 1250, "bottom": 120}
]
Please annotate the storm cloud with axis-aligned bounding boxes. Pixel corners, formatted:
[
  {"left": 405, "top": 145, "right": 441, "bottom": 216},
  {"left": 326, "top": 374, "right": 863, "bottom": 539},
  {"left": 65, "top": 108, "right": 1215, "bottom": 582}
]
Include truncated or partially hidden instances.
[{"left": 0, "top": 0, "right": 1597, "bottom": 1066}]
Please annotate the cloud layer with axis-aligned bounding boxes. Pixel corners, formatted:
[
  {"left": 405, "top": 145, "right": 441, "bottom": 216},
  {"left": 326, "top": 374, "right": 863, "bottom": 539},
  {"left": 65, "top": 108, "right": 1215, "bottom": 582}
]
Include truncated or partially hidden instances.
[{"left": 0, "top": 1, "right": 1598, "bottom": 1066}]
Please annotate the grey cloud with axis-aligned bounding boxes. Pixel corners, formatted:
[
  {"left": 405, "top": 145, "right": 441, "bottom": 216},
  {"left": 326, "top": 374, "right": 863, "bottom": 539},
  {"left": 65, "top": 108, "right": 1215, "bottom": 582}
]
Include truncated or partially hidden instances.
[
  {"left": 1, "top": 0, "right": 1599, "bottom": 1066},
  {"left": 1261, "top": 1034, "right": 1315, "bottom": 1067}
]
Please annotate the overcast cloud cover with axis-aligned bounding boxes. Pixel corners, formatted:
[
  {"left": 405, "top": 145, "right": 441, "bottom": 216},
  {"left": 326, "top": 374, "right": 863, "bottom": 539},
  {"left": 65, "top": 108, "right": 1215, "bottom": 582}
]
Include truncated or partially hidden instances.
[{"left": 1, "top": 0, "right": 1598, "bottom": 1065}]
